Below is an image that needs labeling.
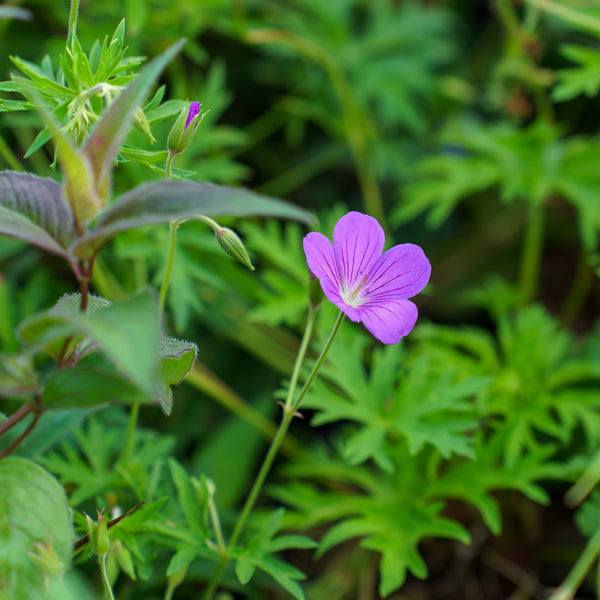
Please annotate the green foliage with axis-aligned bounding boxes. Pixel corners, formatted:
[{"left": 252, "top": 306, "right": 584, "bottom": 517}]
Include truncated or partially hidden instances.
[
  {"left": 554, "top": 44, "right": 600, "bottom": 101},
  {"left": 415, "top": 306, "right": 600, "bottom": 466},
  {"left": 304, "top": 327, "right": 486, "bottom": 470},
  {"left": 394, "top": 119, "right": 600, "bottom": 249},
  {"left": 0, "top": 457, "right": 73, "bottom": 600},
  {"left": 231, "top": 509, "right": 316, "bottom": 600},
  {"left": 0, "top": 2, "right": 600, "bottom": 599}
]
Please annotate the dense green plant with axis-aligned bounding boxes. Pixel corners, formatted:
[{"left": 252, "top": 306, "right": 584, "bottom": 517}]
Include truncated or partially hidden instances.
[{"left": 1, "top": 1, "right": 600, "bottom": 600}]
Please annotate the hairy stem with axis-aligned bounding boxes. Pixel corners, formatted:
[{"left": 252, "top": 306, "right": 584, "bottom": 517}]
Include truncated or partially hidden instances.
[
  {"left": 283, "top": 303, "right": 316, "bottom": 411},
  {"left": 0, "top": 403, "right": 33, "bottom": 437},
  {"left": 202, "top": 310, "right": 345, "bottom": 600},
  {"left": 158, "top": 220, "right": 179, "bottom": 320},
  {"left": 165, "top": 151, "right": 176, "bottom": 179},
  {"left": 521, "top": 0, "right": 600, "bottom": 36},
  {"left": 246, "top": 29, "right": 384, "bottom": 225},
  {"left": 0, "top": 133, "right": 23, "bottom": 171},
  {"left": 0, "top": 411, "right": 41, "bottom": 459},
  {"left": 119, "top": 402, "right": 140, "bottom": 466},
  {"left": 68, "top": 0, "right": 80, "bottom": 37},
  {"left": 548, "top": 527, "right": 600, "bottom": 600},
  {"left": 559, "top": 250, "right": 593, "bottom": 326},
  {"left": 98, "top": 553, "right": 116, "bottom": 600}
]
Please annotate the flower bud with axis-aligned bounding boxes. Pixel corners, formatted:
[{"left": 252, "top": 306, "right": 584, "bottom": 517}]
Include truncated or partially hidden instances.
[
  {"left": 134, "top": 107, "right": 156, "bottom": 143},
  {"left": 167, "top": 101, "right": 204, "bottom": 155},
  {"left": 308, "top": 274, "right": 324, "bottom": 308},
  {"left": 28, "top": 541, "right": 64, "bottom": 577},
  {"left": 86, "top": 509, "right": 110, "bottom": 557},
  {"left": 215, "top": 227, "right": 255, "bottom": 271}
]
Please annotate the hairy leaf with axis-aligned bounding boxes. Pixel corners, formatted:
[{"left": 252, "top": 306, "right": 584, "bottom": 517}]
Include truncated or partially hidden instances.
[
  {"left": 0, "top": 171, "right": 75, "bottom": 256},
  {"left": 71, "top": 180, "right": 315, "bottom": 258},
  {"left": 0, "top": 458, "right": 73, "bottom": 599}
]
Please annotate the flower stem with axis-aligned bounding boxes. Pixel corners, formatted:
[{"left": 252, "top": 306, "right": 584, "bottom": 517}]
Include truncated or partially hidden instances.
[
  {"left": 548, "top": 526, "right": 600, "bottom": 600},
  {"left": 559, "top": 250, "right": 593, "bottom": 326},
  {"left": 119, "top": 402, "right": 140, "bottom": 466},
  {"left": 202, "top": 310, "right": 345, "bottom": 600},
  {"left": 0, "top": 403, "right": 32, "bottom": 437},
  {"left": 0, "top": 410, "right": 40, "bottom": 460},
  {"left": 165, "top": 151, "right": 176, "bottom": 179},
  {"left": 290, "top": 311, "right": 344, "bottom": 413},
  {"left": 283, "top": 303, "right": 316, "bottom": 411},
  {"left": 68, "top": 0, "right": 80, "bottom": 37},
  {"left": 158, "top": 220, "right": 179, "bottom": 320},
  {"left": 98, "top": 553, "right": 116, "bottom": 600}
]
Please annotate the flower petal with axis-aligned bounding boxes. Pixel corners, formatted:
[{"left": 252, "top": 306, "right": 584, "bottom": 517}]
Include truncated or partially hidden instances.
[
  {"left": 303, "top": 232, "right": 340, "bottom": 287},
  {"left": 333, "top": 212, "right": 384, "bottom": 291},
  {"left": 357, "top": 299, "right": 418, "bottom": 345},
  {"left": 303, "top": 232, "right": 352, "bottom": 313},
  {"left": 364, "top": 243, "right": 431, "bottom": 301}
]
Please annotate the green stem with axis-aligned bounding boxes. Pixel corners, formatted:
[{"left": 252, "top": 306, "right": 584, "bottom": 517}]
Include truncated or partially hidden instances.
[
  {"left": 158, "top": 220, "right": 179, "bottom": 320},
  {"left": 99, "top": 553, "right": 116, "bottom": 600},
  {"left": 283, "top": 303, "right": 317, "bottom": 411},
  {"left": 0, "top": 133, "right": 22, "bottom": 171},
  {"left": 119, "top": 403, "right": 140, "bottom": 466},
  {"left": 521, "top": 0, "right": 600, "bottom": 36},
  {"left": 185, "top": 365, "right": 303, "bottom": 457},
  {"left": 208, "top": 495, "right": 226, "bottom": 552},
  {"left": 290, "top": 311, "right": 344, "bottom": 413},
  {"left": 68, "top": 0, "right": 80, "bottom": 37},
  {"left": 202, "top": 310, "right": 345, "bottom": 600},
  {"left": 246, "top": 29, "right": 384, "bottom": 225},
  {"left": 548, "top": 527, "right": 600, "bottom": 600},
  {"left": 559, "top": 250, "right": 593, "bottom": 326},
  {"left": 518, "top": 203, "right": 545, "bottom": 306},
  {"left": 163, "top": 581, "right": 176, "bottom": 600},
  {"left": 165, "top": 151, "right": 176, "bottom": 179}
]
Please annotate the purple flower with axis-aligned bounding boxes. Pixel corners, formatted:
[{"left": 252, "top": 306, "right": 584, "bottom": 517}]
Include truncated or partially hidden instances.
[
  {"left": 303, "top": 211, "right": 431, "bottom": 344},
  {"left": 185, "top": 101, "right": 201, "bottom": 130}
]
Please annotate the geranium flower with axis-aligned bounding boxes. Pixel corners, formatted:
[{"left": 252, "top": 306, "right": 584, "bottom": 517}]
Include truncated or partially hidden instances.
[
  {"left": 184, "top": 101, "right": 202, "bottom": 130},
  {"left": 303, "top": 211, "right": 431, "bottom": 344}
]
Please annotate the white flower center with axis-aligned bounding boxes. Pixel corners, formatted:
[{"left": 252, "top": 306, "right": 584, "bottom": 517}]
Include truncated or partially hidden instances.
[{"left": 340, "top": 274, "right": 369, "bottom": 308}]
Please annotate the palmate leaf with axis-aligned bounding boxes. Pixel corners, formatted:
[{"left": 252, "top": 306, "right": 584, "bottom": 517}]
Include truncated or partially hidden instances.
[
  {"left": 554, "top": 44, "right": 600, "bottom": 102},
  {"left": 0, "top": 171, "right": 76, "bottom": 256},
  {"left": 272, "top": 432, "right": 565, "bottom": 598},
  {"left": 40, "top": 417, "right": 174, "bottom": 506},
  {"left": 271, "top": 450, "right": 471, "bottom": 598},
  {"left": 71, "top": 180, "right": 315, "bottom": 258},
  {"left": 231, "top": 508, "right": 316, "bottom": 600},
  {"left": 414, "top": 307, "right": 600, "bottom": 467},
  {"left": 393, "top": 120, "right": 560, "bottom": 225},
  {"left": 303, "top": 326, "right": 484, "bottom": 471}
]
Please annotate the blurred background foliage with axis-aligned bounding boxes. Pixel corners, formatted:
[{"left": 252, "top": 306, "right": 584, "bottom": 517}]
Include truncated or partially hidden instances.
[{"left": 1, "top": 0, "right": 600, "bottom": 598}]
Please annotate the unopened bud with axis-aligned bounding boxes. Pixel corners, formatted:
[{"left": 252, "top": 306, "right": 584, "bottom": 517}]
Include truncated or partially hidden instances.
[
  {"left": 86, "top": 509, "right": 110, "bottom": 557},
  {"left": 308, "top": 275, "right": 324, "bottom": 308},
  {"left": 167, "top": 101, "right": 204, "bottom": 155},
  {"left": 215, "top": 227, "right": 255, "bottom": 271},
  {"left": 135, "top": 107, "right": 156, "bottom": 143},
  {"left": 28, "top": 541, "right": 64, "bottom": 577}
]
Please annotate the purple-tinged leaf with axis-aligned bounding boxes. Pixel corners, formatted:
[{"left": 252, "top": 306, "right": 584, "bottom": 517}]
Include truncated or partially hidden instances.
[
  {"left": 82, "top": 39, "right": 186, "bottom": 203},
  {"left": 0, "top": 171, "right": 76, "bottom": 256},
  {"left": 71, "top": 180, "right": 315, "bottom": 258}
]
